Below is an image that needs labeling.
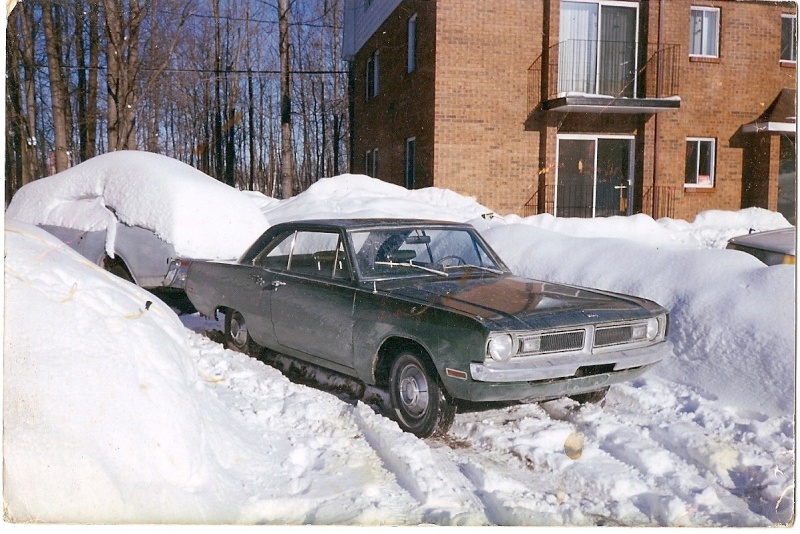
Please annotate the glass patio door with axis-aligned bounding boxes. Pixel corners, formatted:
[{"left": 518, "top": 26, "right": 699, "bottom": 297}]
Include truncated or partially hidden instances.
[
  {"left": 559, "top": 1, "right": 638, "bottom": 97},
  {"left": 556, "top": 136, "right": 634, "bottom": 218}
]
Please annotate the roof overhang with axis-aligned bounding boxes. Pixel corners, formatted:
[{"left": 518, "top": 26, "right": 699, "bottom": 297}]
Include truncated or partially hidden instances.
[
  {"left": 742, "top": 88, "right": 797, "bottom": 134},
  {"left": 541, "top": 95, "right": 681, "bottom": 114}
]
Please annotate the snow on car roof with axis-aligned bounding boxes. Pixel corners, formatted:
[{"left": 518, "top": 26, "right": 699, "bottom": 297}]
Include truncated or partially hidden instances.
[{"left": 6, "top": 151, "right": 269, "bottom": 259}]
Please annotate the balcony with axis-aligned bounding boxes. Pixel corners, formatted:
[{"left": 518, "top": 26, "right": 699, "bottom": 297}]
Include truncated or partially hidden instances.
[
  {"left": 522, "top": 185, "right": 678, "bottom": 219},
  {"left": 528, "top": 40, "right": 681, "bottom": 115}
]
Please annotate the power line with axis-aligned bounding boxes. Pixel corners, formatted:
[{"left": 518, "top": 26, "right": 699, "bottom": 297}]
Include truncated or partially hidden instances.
[{"left": 30, "top": 63, "right": 348, "bottom": 75}]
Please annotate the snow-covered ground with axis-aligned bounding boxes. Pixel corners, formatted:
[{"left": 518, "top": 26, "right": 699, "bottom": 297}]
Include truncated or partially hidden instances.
[{"left": 4, "top": 157, "right": 795, "bottom": 526}]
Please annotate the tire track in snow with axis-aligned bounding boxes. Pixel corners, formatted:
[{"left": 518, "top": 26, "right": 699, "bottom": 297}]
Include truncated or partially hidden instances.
[
  {"left": 540, "top": 378, "right": 781, "bottom": 526},
  {"left": 608, "top": 377, "right": 793, "bottom": 525},
  {"left": 350, "top": 402, "right": 490, "bottom": 525},
  {"left": 441, "top": 403, "right": 659, "bottom": 526}
]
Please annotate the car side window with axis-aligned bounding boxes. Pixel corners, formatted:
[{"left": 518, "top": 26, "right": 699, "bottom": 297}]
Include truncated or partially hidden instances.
[{"left": 254, "top": 230, "right": 351, "bottom": 281}]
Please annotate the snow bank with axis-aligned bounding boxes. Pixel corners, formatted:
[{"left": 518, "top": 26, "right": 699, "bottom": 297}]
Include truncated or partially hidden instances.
[
  {"left": 3, "top": 223, "right": 266, "bottom": 522},
  {"left": 480, "top": 222, "right": 795, "bottom": 416},
  {"left": 503, "top": 208, "right": 792, "bottom": 250},
  {"left": 261, "top": 174, "right": 495, "bottom": 225},
  {"left": 5, "top": 151, "right": 269, "bottom": 259}
]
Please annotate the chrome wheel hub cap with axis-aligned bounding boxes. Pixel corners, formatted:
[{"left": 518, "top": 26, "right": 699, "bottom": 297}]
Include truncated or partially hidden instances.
[
  {"left": 231, "top": 314, "right": 248, "bottom": 346},
  {"left": 399, "top": 364, "right": 429, "bottom": 417}
]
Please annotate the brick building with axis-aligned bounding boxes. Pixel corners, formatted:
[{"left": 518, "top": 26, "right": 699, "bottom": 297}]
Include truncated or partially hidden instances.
[{"left": 343, "top": 0, "right": 797, "bottom": 222}]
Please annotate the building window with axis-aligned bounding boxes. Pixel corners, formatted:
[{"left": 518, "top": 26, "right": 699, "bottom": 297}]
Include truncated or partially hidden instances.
[
  {"left": 685, "top": 138, "right": 716, "bottom": 188},
  {"left": 781, "top": 14, "right": 797, "bottom": 62},
  {"left": 689, "top": 6, "right": 720, "bottom": 58},
  {"left": 405, "top": 138, "right": 416, "bottom": 189},
  {"left": 366, "top": 50, "right": 379, "bottom": 100},
  {"left": 365, "top": 148, "right": 378, "bottom": 177},
  {"left": 407, "top": 14, "right": 418, "bottom": 73},
  {"left": 559, "top": 1, "right": 639, "bottom": 97}
]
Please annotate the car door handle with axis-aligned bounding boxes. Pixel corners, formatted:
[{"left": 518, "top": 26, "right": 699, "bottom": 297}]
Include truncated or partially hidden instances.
[{"left": 268, "top": 280, "right": 286, "bottom": 291}]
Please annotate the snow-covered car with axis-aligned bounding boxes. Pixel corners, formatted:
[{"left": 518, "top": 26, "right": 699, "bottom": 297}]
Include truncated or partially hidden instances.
[
  {"left": 726, "top": 227, "right": 796, "bottom": 265},
  {"left": 5, "top": 151, "right": 269, "bottom": 307},
  {"left": 184, "top": 218, "right": 672, "bottom": 438}
]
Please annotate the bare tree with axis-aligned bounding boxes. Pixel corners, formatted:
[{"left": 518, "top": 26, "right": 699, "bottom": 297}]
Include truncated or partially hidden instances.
[
  {"left": 6, "top": 0, "right": 349, "bottom": 201},
  {"left": 103, "top": 0, "right": 194, "bottom": 151}
]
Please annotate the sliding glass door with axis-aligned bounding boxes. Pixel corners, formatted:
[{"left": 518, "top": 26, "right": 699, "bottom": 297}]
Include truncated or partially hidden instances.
[
  {"left": 556, "top": 135, "right": 634, "bottom": 218},
  {"left": 559, "top": 1, "right": 638, "bottom": 97}
]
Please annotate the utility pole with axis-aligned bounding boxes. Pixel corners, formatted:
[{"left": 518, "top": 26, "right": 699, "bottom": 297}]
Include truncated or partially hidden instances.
[{"left": 278, "top": 0, "right": 294, "bottom": 198}]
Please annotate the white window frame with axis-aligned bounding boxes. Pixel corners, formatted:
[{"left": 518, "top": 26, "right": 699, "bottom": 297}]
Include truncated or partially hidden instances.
[
  {"left": 689, "top": 6, "right": 720, "bottom": 58},
  {"left": 684, "top": 137, "right": 716, "bottom": 188},
  {"left": 407, "top": 13, "right": 418, "bottom": 73},
  {"left": 405, "top": 137, "right": 416, "bottom": 189},
  {"left": 366, "top": 50, "right": 379, "bottom": 100},
  {"left": 781, "top": 14, "right": 797, "bottom": 63}
]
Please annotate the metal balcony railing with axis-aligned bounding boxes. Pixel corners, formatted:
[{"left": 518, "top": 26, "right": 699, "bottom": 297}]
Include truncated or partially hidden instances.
[
  {"left": 528, "top": 40, "right": 681, "bottom": 114},
  {"left": 521, "top": 184, "right": 678, "bottom": 219}
]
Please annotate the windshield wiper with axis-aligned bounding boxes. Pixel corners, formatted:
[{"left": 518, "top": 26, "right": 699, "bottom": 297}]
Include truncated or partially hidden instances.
[
  {"left": 375, "top": 260, "right": 449, "bottom": 277},
  {"left": 442, "top": 264, "right": 505, "bottom": 275}
]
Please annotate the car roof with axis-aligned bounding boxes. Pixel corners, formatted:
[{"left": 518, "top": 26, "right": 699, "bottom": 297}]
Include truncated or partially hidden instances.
[
  {"left": 270, "top": 218, "right": 475, "bottom": 231},
  {"left": 727, "top": 227, "right": 796, "bottom": 256}
]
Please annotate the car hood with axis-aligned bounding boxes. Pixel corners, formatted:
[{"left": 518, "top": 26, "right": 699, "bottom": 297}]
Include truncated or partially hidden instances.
[{"left": 382, "top": 275, "right": 661, "bottom": 330}]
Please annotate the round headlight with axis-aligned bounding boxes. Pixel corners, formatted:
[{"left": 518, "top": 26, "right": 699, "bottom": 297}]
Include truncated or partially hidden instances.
[
  {"left": 488, "top": 334, "right": 515, "bottom": 362},
  {"left": 646, "top": 317, "right": 660, "bottom": 340}
]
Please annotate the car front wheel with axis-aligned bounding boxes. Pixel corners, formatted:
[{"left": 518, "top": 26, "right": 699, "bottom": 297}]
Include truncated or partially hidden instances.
[
  {"left": 224, "top": 309, "right": 256, "bottom": 354},
  {"left": 389, "top": 352, "right": 456, "bottom": 438}
]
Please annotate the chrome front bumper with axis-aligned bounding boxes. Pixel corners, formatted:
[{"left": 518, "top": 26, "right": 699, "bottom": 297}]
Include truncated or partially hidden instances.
[{"left": 469, "top": 340, "right": 672, "bottom": 383}]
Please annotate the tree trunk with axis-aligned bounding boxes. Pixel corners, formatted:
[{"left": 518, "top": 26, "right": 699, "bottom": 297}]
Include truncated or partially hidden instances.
[
  {"left": 278, "top": 0, "right": 294, "bottom": 198},
  {"left": 41, "top": 2, "right": 70, "bottom": 172},
  {"left": 16, "top": 5, "right": 40, "bottom": 185}
]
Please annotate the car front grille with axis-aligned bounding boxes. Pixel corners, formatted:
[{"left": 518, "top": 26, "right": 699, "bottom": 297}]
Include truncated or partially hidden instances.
[
  {"left": 594, "top": 325, "right": 634, "bottom": 347},
  {"left": 518, "top": 330, "right": 585, "bottom": 356}
]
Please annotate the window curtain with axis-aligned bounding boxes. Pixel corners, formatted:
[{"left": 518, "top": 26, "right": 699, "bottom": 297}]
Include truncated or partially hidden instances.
[
  {"left": 690, "top": 9, "right": 718, "bottom": 56},
  {"left": 598, "top": 6, "right": 636, "bottom": 97},
  {"left": 559, "top": 2, "right": 598, "bottom": 94}
]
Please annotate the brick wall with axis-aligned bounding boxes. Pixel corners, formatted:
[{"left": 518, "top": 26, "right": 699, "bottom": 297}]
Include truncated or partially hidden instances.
[
  {"left": 351, "top": 0, "right": 437, "bottom": 189},
  {"left": 653, "top": 0, "right": 796, "bottom": 220},
  {"left": 350, "top": 0, "right": 796, "bottom": 220},
  {"left": 433, "top": 0, "right": 543, "bottom": 214}
]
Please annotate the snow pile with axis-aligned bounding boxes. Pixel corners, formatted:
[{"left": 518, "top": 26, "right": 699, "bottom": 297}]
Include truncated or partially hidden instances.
[
  {"left": 659, "top": 207, "right": 793, "bottom": 249},
  {"left": 5, "top": 151, "right": 268, "bottom": 259},
  {"left": 479, "top": 221, "right": 795, "bottom": 416},
  {"left": 261, "top": 174, "right": 495, "bottom": 225},
  {"left": 502, "top": 208, "right": 792, "bottom": 250}
]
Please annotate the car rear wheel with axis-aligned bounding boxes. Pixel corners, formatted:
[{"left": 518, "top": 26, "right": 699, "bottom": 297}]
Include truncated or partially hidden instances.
[
  {"left": 225, "top": 309, "right": 256, "bottom": 354},
  {"left": 389, "top": 352, "right": 456, "bottom": 438},
  {"left": 103, "top": 256, "right": 135, "bottom": 284}
]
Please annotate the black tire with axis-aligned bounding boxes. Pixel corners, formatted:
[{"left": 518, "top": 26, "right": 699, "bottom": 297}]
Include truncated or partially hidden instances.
[
  {"left": 570, "top": 386, "right": 609, "bottom": 405},
  {"left": 224, "top": 309, "right": 256, "bottom": 354},
  {"left": 388, "top": 351, "right": 456, "bottom": 438}
]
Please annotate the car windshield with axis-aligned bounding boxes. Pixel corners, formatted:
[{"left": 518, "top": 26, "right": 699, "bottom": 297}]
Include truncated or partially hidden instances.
[{"left": 350, "top": 227, "right": 505, "bottom": 280}]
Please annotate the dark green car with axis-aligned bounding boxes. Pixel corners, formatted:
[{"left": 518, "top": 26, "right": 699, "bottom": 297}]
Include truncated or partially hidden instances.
[{"left": 185, "top": 219, "right": 671, "bottom": 438}]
